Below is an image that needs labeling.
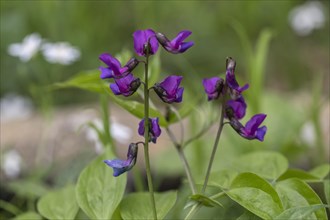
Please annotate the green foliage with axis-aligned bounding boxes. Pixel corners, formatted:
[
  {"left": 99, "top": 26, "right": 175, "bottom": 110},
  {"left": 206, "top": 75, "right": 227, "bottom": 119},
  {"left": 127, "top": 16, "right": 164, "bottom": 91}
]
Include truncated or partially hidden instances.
[
  {"left": 37, "top": 185, "right": 78, "bottom": 220},
  {"left": 75, "top": 150, "right": 127, "bottom": 219},
  {"left": 13, "top": 212, "right": 42, "bottom": 220},
  {"left": 190, "top": 194, "right": 223, "bottom": 208},
  {"left": 120, "top": 191, "right": 177, "bottom": 220},
  {"left": 274, "top": 204, "right": 326, "bottom": 220},
  {"left": 232, "top": 151, "right": 288, "bottom": 180}
]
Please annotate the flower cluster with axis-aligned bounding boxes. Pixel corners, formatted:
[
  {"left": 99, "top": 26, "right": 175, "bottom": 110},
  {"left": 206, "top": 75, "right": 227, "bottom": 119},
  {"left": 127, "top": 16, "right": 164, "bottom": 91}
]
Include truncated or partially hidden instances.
[
  {"left": 203, "top": 57, "right": 267, "bottom": 141},
  {"left": 100, "top": 29, "right": 193, "bottom": 176}
]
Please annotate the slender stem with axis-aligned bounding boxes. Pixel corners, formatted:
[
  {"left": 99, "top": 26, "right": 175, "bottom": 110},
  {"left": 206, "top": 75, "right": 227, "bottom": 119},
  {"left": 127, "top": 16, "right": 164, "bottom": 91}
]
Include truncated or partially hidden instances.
[
  {"left": 166, "top": 128, "right": 197, "bottom": 194},
  {"left": 184, "top": 203, "right": 202, "bottom": 220},
  {"left": 202, "top": 96, "right": 227, "bottom": 193},
  {"left": 143, "top": 54, "right": 158, "bottom": 220}
]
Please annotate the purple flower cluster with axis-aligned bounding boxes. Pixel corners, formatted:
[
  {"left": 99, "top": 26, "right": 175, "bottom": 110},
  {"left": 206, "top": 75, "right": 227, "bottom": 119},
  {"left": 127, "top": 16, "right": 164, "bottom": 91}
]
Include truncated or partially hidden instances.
[
  {"left": 203, "top": 57, "right": 267, "bottom": 141},
  {"left": 101, "top": 29, "right": 193, "bottom": 176}
]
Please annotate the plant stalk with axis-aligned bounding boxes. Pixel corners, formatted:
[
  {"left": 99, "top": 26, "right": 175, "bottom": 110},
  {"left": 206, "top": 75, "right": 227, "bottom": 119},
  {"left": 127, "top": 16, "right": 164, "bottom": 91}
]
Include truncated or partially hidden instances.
[{"left": 143, "top": 54, "right": 158, "bottom": 220}]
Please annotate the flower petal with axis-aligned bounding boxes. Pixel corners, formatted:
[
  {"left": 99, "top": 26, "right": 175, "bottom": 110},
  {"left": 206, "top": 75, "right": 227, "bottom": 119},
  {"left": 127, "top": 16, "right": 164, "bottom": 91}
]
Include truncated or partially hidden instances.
[
  {"left": 171, "top": 30, "right": 192, "bottom": 49},
  {"left": 99, "top": 67, "right": 113, "bottom": 79},
  {"left": 245, "top": 114, "right": 267, "bottom": 134},
  {"left": 159, "top": 75, "right": 183, "bottom": 95},
  {"left": 256, "top": 126, "right": 267, "bottom": 141}
]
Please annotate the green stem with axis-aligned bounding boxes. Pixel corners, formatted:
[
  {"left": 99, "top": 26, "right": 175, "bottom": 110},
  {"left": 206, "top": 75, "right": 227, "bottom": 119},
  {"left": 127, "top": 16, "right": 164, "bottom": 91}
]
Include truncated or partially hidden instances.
[
  {"left": 143, "top": 54, "right": 157, "bottom": 220},
  {"left": 202, "top": 96, "right": 227, "bottom": 193},
  {"left": 184, "top": 203, "right": 202, "bottom": 220},
  {"left": 166, "top": 128, "right": 197, "bottom": 194},
  {"left": 100, "top": 94, "right": 116, "bottom": 153}
]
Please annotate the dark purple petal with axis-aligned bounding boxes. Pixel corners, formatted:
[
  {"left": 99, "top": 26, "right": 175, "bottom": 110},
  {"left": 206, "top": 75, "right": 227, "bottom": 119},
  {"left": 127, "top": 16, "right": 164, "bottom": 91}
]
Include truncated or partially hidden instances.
[
  {"left": 99, "top": 67, "right": 114, "bottom": 79},
  {"left": 256, "top": 126, "right": 267, "bottom": 141},
  {"left": 245, "top": 114, "right": 267, "bottom": 134},
  {"left": 159, "top": 75, "right": 183, "bottom": 95},
  {"left": 138, "top": 119, "right": 145, "bottom": 136},
  {"left": 151, "top": 118, "right": 161, "bottom": 137},
  {"left": 99, "top": 53, "right": 122, "bottom": 76},
  {"left": 133, "top": 29, "right": 158, "bottom": 56},
  {"left": 110, "top": 83, "right": 121, "bottom": 95},
  {"left": 171, "top": 31, "right": 192, "bottom": 49},
  {"left": 175, "top": 87, "right": 184, "bottom": 102},
  {"left": 202, "top": 77, "right": 224, "bottom": 101},
  {"left": 178, "top": 42, "right": 194, "bottom": 53},
  {"left": 226, "top": 97, "right": 247, "bottom": 120}
]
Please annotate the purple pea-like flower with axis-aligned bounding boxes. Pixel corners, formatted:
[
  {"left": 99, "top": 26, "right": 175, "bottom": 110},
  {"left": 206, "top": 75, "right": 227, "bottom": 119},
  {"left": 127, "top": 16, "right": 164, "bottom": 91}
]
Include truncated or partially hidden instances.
[
  {"left": 138, "top": 118, "right": 162, "bottom": 143},
  {"left": 202, "top": 77, "right": 225, "bottom": 101},
  {"left": 110, "top": 73, "right": 141, "bottom": 97},
  {"left": 104, "top": 143, "right": 138, "bottom": 177},
  {"left": 156, "top": 30, "right": 194, "bottom": 54},
  {"left": 225, "top": 96, "right": 247, "bottom": 120},
  {"left": 99, "top": 53, "right": 139, "bottom": 79},
  {"left": 229, "top": 114, "right": 267, "bottom": 141},
  {"left": 133, "top": 29, "right": 159, "bottom": 57},
  {"left": 153, "top": 75, "right": 184, "bottom": 103},
  {"left": 226, "top": 57, "right": 249, "bottom": 99}
]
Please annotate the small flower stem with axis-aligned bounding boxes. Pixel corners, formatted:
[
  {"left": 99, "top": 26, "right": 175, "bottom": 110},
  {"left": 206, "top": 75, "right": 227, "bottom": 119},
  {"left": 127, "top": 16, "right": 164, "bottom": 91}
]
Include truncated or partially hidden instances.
[
  {"left": 184, "top": 203, "right": 202, "bottom": 220},
  {"left": 143, "top": 54, "right": 158, "bottom": 220},
  {"left": 166, "top": 128, "right": 197, "bottom": 194},
  {"left": 202, "top": 96, "right": 227, "bottom": 193}
]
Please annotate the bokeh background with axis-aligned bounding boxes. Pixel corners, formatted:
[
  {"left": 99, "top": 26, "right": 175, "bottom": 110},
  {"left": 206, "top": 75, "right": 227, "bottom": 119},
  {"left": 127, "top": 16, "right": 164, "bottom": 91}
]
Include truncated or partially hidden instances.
[{"left": 0, "top": 0, "right": 329, "bottom": 218}]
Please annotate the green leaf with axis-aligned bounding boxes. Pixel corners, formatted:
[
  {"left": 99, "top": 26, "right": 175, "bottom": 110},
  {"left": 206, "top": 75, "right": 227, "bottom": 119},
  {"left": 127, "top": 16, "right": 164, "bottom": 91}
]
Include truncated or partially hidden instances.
[
  {"left": 276, "top": 178, "right": 327, "bottom": 220},
  {"left": 226, "top": 172, "right": 283, "bottom": 219},
  {"left": 189, "top": 194, "right": 223, "bottom": 208},
  {"left": 7, "top": 180, "right": 49, "bottom": 199},
  {"left": 53, "top": 70, "right": 107, "bottom": 94},
  {"left": 120, "top": 191, "right": 177, "bottom": 220},
  {"left": 104, "top": 89, "right": 168, "bottom": 127},
  {"left": 277, "top": 169, "right": 320, "bottom": 182},
  {"left": 324, "top": 179, "right": 330, "bottom": 205},
  {"left": 309, "top": 164, "right": 330, "bottom": 179},
  {"left": 76, "top": 151, "right": 127, "bottom": 219},
  {"left": 233, "top": 151, "right": 288, "bottom": 180},
  {"left": 208, "top": 169, "right": 239, "bottom": 189},
  {"left": 37, "top": 185, "right": 78, "bottom": 220},
  {"left": 274, "top": 204, "right": 326, "bottom": 220},
  {"left": 13, "top": 212, "right": 42, "bottom": 220},
  {"left": 237, "top": 210, "right": 262, "bottom": 220}
]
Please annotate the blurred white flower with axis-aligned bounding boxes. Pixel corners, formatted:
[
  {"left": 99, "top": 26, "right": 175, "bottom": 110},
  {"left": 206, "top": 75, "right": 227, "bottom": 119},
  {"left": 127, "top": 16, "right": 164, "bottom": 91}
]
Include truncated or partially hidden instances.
[
  {"left": 289, "top": 1, "right": 325, "bottom": 36},
  {"left": 42, "top": 42, "right": 81, "bottom": 65},
  {"left": 7, "top": 33, "right": 42, "bottom": 62},
  {"left": 1, "top": 149, "right": 22, "bottom": 179},
  {"left": 300, "top": 121, "right": 316, "bottom": 147},
  {"left": 0, "top": 94, "right": 34, "bottom": 123},
  {"left": 84, "top": 118, "right": 133, "bottom": 154}
]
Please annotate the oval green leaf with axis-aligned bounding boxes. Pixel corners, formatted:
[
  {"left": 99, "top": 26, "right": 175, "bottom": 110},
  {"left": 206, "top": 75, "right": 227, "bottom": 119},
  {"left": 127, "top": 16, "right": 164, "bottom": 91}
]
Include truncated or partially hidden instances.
[
  {"left": 276, "top": 178, "right": 327, "bottom": 220},
  {"left": 13, "top": 212, "right": 42, "bottom": 220},
  {"left": 37, "top": 185, "right": 78, "bottom": 220},
  {"left": 226, "top": 172, "right": 283, "bottom": 219},
  {"left": 309, "top": 164, "right": 330, "bottom": 179},
  {"left": 233, "top": 151, "right": 288, "bottom": 180},
  {"left": 120, "top": 191, "right": 177, "bottom": 220},
  {"left": 274, "top": 204, "right": 326, "bottom": 220},
  {"left": 277, "top": 169, "right": 320, "bottom": 182},
  {"left": 76, "top": 151, "right": 127, "bottom": 219}
]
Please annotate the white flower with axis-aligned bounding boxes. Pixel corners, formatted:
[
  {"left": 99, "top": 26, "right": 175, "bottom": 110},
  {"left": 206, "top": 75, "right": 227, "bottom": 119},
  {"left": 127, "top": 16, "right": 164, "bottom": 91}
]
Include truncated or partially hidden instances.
[
  {"left": 300, "top": 121, "right": 316, "bottom": 147},
  {"left": 42, "top": 42, "right": 81, "bottom": 65},
  {"left": 7, "top": 33, "right": 42, "bottom": 62},
  {"left": 289, "top": 1, "right": 325, "bottom": 36},
  {"left": 1, "top": 149, "right": 22, "bottom": 179},
  {"left": 0, "top": 94, "right": 34, "bottom": 123}
]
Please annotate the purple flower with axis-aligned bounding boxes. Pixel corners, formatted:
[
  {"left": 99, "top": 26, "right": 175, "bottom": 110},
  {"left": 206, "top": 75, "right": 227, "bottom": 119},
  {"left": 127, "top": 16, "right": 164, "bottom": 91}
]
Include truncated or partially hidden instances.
[
  {"left": 202, "top": 77, "right": 225, "bottom": 101},
  {"left": 138, "top": 118, "right": 161, "bottom": 143},
  {"left": 156, "top": 30, "right": 194, "bottom": 54},
  {"left": 225, "top": 57, "right": 249, "bottom": 99},
  {"left": 229, "top": 114, "right": 267, "bottom": 141},
  {"left": 133, "top": 29, "right": 159, "bottom": 56},
  {"left": 225, "top": 96, "right": 247, "bottom": 120},
  {"left": 110, "top": 73, "right": 141, "bottom": 97},
  {"left": 153, "top": 75, "right": 184, "bottom": 103},
  {"left": 99, "top": 53, "right": 139, "bottom": 79},
  {"left": 104, "top": 143, "right": 138, "bottom": 177}
]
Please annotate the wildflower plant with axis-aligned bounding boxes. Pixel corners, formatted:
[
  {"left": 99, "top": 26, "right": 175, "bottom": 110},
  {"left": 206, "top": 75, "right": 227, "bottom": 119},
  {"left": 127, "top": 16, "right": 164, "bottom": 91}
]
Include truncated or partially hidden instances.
[{"left": 34, "top": 28, "right": 330, "bottom": 220}]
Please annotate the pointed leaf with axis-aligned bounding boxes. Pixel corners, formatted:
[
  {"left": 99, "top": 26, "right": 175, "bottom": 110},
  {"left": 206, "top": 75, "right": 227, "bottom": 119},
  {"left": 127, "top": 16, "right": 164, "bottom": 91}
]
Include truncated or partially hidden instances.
[
  {"left": 233, "top": 151, "right": 288, "bottom": 180},
  {"left": 120, "top": 191, "right": 177, "bottom": 220},
  {"left": 324, "top": 179, "right": 330, "bottom": 205},
  {"left": 309, "top": 164, "right": 330, "bottom": 179},
  {"left": 277, "top": 169, "right": 320, "bottom": 182},
  {"left": 276, "top": 178, "right": 327, "bottom": 220},
  {"left": 208, "top": 169, "right": 239, "bottom": 189},
  {"left": 76, "top": 151, "right": 127, "bottom": 219},
  {"left": 37, "top": 185, "right": 78, "bottom": 220},
  {"left": 274, "top": 204, "right": 326, "bottom": 220}
]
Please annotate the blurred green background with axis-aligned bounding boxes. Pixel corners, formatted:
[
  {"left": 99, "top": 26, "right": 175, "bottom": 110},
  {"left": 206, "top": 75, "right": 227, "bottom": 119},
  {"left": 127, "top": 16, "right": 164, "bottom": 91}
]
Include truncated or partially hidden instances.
[{"left": 1, "top": 0, "right": 329, "bottom": 101}]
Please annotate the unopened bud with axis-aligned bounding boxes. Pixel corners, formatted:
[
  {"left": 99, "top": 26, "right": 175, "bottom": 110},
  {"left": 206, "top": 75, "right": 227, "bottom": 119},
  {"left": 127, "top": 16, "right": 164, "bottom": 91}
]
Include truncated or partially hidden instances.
[{"left": 226, "top": 57, "right": 236, "bottom": 71}]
